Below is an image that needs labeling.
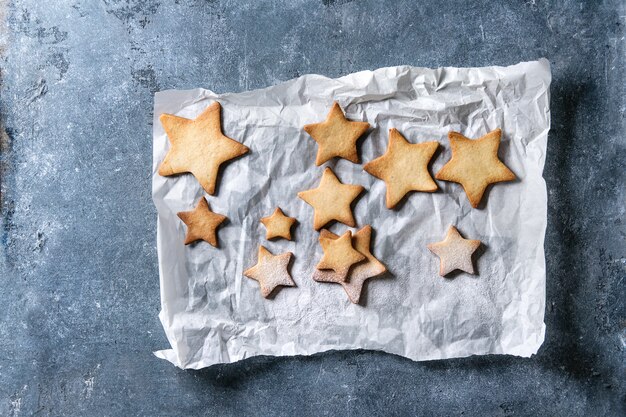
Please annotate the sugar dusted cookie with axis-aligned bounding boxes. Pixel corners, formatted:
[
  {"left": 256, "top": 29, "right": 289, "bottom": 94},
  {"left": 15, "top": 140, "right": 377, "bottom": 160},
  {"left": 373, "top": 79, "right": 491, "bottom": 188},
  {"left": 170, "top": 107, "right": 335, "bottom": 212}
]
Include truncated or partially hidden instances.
[
  {"left": 317, "top": 230, "right": 365, "bottom": 277},
  {"left": 159, "top": 102, "right": 249, "bottom": 195},
  {"left": 304, "top": 101, "right": 370, "bottom": 166},
  {"left": 435, "top": 129, "right": 516, "bottom": 208},
  {"left": 364, "top": 128, "right": 438, "bottom": 208},
  {"left": 427, "top": 226, "right": 481, "bottom": 276},
  {"left": 260, "top": 207, "right": 297, "bottom": 240},
  {"left": 297, "top": 167, "right": 364, "bottom": 230},
  {"left": 313, "top": 225, "right": 386, "bottom": 304},
  {"left": 244, "top": 246, "right": 295, "bottom": 298},
  {"left": 312, "top": 229, "right": 351, "bottom": 284},
  {"left": 177, "top": 197, "right": 227, "bottom": 247}
]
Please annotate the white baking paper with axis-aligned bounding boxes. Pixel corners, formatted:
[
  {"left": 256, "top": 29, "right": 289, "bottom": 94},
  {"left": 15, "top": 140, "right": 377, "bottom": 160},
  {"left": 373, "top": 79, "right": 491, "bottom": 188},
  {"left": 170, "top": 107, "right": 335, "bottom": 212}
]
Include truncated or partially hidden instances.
[{"left": 152, "top": 59, "right": 551, "bottom": 369}]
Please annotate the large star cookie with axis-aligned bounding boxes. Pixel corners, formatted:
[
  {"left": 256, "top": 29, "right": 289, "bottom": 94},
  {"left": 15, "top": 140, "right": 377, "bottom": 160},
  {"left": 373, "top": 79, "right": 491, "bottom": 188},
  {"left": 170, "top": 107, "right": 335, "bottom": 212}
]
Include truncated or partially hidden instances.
[
  {"left": 304, "top": 101, "right": 370, "bottom": 166},
  {"left": 297, "top": 167, "right": 364, "bottom": 230},
  {"left": 364, "top": 128, "right": 438, "bottom": 208},
  {"left": 244, "top": 246, "right": 295, "bottom": 298},
  {"left": 435, "top": 128, "right": 516, "bottom": 208},
  {"left": 177, "top": 197, "right": 227, "bottom": 247},
  {"left": 317, "top": 230, "right": 365, "bottom": 277},
  {"left": 313, "top": 225, "right": 387, "bottom": 304},
  {"left": 260, "top": 207, "right": 297, "bottom": 240},
  {"left": 427, "top": 226, "right": 481, "bottom": 276},
  {"left": 159, "top": 102, "right": 249, "bottom": 195}
]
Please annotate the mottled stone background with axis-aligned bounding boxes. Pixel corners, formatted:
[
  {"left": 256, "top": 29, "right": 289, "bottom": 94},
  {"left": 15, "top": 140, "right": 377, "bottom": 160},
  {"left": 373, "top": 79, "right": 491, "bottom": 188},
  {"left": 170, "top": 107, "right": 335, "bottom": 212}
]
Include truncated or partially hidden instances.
[{"left": 0, "top": 1, "right": 623, "bottom": 416}]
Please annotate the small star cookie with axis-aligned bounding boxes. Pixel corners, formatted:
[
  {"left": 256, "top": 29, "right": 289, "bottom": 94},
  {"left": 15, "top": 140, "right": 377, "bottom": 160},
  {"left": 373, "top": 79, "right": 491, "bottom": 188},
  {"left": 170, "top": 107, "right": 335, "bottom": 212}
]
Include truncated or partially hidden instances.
[
  {"left": 304, "top": 101, "right": 370, "bottom": 166},
  {"left": 435, "top": 128, "right": 516, "bottom": 208},
  {"left": 244, "top": 246, "right": 295, "bottom": 298},
  {"left": 427, "top": 226, "right": 481, "bottom": 276},
  {"left": 177, "top": 197, "right": 227, "bottom": 247},
  {"left": 159, "top": 102, "right": 249, "bottom": 195},
  {"left": 260, "top": 207, "right": 297, "bottom": 240},
  {"left": 297, "top": 167, "right": 364, "bottom": 230},
  {"left": 313, "top": 225, "right": 386, "bottom": 304},
  {"left": 317, "top": 230, "right": 365, "bottom": 277},
  {"left": 364, "top": 128, "right": 438, "bottom": 208}
]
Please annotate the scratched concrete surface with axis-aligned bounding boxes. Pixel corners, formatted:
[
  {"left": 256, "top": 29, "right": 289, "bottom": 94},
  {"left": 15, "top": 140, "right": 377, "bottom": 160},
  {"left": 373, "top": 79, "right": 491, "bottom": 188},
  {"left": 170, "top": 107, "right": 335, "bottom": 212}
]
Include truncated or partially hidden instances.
[{"left": 0, "top": 0, "right": 624, "bottom": 416}]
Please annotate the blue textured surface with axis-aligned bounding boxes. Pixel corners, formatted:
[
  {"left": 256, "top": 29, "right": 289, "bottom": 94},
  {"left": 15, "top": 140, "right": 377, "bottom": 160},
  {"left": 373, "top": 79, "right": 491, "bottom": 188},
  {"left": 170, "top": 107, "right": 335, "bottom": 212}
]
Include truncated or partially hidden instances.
[{"left": 0, "top": 1, "right": 624, "bottom": 416}]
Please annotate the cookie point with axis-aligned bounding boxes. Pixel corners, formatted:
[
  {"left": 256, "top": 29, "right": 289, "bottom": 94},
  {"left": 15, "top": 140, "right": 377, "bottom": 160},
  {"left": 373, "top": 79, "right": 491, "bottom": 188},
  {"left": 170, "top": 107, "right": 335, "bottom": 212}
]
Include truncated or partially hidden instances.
[
  {"left": 157, "top": 164, "right": 170, "bottom": 176},
  {"left": 204, "top": 185, "right": 216, "bottom": 195},
  {"left": 492, "top": 127, "right": 502, "bottom": 135},
  {"left": 448, "top": 131, "right": 463, "bottom": 140}
]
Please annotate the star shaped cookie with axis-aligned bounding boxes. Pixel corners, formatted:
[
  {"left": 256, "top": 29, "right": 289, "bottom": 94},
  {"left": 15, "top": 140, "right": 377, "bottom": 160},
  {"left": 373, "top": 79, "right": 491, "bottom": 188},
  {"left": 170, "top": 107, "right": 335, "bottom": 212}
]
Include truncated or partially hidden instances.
[
  {"left": 364, "top": 128, "right": 438, "bottom": 208},
  {"left": 244, "top": 246, "right": 295, "bottom": 298},
  {"left": 260, "top": 207, "right": 297, "bottom": 240},
  {"left": 159, "top": 102, "right": 249, "bottom": 195},
  {"left": 304, "top": 101, "right": 370, "bottom": 166},
  {"left": 313, "top": 225, "right": 387, "bottom": 304},
  {"left": 435, "top": 128, "right": 516, "bottom": 208},
  {"left": 297, "top": 167, "right": 364, "bottom": 230},
  {"left": 317, "top": 230, "right": 365, "bottom": 277},
  {"left": 177, "top": 197, "right": 227, "bottom": 247},
  {"left": 427, "top": 226, "right": 481, "bottom": 276}
]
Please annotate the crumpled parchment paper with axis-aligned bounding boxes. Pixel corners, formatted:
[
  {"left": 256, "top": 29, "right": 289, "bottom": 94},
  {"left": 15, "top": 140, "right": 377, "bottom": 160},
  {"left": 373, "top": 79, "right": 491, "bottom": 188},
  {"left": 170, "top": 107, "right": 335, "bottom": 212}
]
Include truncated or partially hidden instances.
[{"left": 152, "top": 59, "right": 551, "bottom": 369}]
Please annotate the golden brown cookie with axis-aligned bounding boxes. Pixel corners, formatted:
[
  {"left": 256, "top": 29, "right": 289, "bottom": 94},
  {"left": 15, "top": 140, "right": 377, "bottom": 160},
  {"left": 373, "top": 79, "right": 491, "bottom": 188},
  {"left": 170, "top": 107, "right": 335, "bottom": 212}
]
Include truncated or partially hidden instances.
[
  {"left": 159, "top": 102, "right": 249, "bottom": 195},
  {"left": 260, "top": 207, "right": 297, "bottom": 240},
  {"left": 427, "top": 226, "right": 481, "bottom": 276},
  {"left": 303, "top": 101, "right": 370, "bottom": 166},
  {"left": 297, "top": 167, "right": 364, "bottom": 230},
  {"left": 364, "top": 128, "right": 438, "bottom": 208},
  {"left": 313, "top": 225, "right": 386, "bottom": 304},
  {"left": 177, "top": 197, "right": 227, "bottom": 247},
  {"left": 244, "top": 246, "right": 295, "bottom": 298},
  {"left": 317, "top": 230, "right": 365, "bottom": 277},
  {"left": 435, "top": 129, "right": 516, "bottom": 208}
]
